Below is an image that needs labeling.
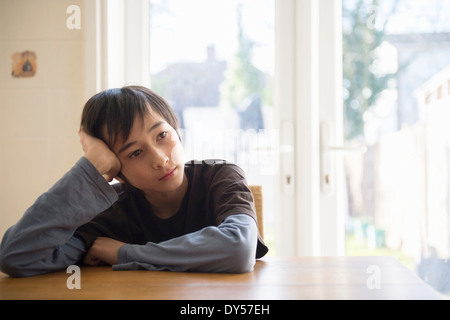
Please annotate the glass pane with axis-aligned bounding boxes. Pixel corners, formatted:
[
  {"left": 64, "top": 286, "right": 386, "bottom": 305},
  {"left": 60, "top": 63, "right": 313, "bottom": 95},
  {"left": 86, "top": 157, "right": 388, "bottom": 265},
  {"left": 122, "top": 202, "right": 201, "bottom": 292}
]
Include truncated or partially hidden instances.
[
  {"left": 149, "top": 0, "right": 276, "bottom": 252},
  {"left": 343, "top": 0, "right": 450, "bottom": 296}
]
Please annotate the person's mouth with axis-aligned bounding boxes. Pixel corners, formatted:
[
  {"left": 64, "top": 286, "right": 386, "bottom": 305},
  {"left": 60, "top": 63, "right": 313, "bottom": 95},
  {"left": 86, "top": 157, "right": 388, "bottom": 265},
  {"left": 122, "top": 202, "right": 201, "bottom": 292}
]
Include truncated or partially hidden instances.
[{"left": 159, "top": 167, "right": 177, "bottom": 181}]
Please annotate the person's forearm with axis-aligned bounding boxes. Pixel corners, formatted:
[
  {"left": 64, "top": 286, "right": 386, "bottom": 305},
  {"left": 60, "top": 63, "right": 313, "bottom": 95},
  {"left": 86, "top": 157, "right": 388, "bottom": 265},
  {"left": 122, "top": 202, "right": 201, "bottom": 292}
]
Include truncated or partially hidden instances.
[
  {"left": 114, "top": 214, "right": 258, "bottom": 273},
  {"left": 0, "top": 157, "right": 118, "bottom": 277}
]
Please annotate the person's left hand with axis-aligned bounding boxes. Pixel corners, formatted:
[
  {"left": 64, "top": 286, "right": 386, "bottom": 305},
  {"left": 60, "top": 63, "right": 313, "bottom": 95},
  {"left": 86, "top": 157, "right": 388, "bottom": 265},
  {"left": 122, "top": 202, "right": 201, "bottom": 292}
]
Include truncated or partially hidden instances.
[{"left": 83, "top": 237, "right": 126, "bottom": 266}]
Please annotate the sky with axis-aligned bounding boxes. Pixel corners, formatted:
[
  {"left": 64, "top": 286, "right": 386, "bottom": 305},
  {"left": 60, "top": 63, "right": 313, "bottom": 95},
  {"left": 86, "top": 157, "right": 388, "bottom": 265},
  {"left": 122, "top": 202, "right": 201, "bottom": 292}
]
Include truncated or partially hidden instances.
[
  {"left": 149, "top": 0, "right": 274, "bottom": 74},
  {"left": 385, "top": 0, "right": 450, "bottom": 34},
  {"left": 150, "top": 0, "right": 450, "bottom": 75},
  {"left": 343, "top": 0, "right": 450, "bottom": 34}
]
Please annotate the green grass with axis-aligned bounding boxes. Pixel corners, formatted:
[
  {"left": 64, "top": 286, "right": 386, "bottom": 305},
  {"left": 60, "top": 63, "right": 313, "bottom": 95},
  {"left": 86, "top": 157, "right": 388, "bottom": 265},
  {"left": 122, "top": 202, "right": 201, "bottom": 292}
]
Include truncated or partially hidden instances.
[
  {"left": 262, "top": 224, "right": 416, "bottom": 271},
  {"left": 345, "top": 233, "right": 416, "bottom": 271}
]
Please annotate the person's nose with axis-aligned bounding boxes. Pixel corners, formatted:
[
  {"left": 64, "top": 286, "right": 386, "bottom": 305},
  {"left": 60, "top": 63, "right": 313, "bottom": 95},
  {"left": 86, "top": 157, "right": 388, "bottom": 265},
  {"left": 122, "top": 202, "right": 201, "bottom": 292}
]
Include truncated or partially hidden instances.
[{"left": 149, "top": 146, "right": 169, "bottom": 169}]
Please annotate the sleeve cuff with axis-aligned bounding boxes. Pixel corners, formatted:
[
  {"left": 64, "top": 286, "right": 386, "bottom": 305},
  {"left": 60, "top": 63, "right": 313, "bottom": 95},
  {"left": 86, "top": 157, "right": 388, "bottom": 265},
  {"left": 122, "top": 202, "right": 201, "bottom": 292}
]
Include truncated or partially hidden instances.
[
  {"left": 76, "top": 157, "right": 119, "bottom": 206},
  {"left": 117, "top": 243, "right": 131, "bottom": 264}
]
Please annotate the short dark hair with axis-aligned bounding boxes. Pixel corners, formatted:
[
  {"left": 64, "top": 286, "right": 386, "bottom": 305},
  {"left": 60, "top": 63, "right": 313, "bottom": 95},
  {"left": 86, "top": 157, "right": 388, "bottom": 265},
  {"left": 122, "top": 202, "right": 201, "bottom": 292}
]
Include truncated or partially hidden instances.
[{"left": 80, "top": 86, "right": 179, "bottom": 147}]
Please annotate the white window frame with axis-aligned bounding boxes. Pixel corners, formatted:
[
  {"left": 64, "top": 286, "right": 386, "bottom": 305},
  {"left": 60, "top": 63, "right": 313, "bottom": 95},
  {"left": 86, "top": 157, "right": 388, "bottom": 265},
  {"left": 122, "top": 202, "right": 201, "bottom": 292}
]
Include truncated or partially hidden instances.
[{"left": 84, "top": 0, "right": 150, "bottom": 96}]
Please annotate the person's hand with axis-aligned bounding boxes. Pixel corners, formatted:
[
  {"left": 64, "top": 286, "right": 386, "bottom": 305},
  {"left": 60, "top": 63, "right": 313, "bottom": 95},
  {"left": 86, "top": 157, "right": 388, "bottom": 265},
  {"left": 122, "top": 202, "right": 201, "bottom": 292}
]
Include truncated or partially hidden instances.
[
  {"left": 79, "top": 129, "right": 121, "bottom": 182},
  {"left": 83, "top": 237, "right": 126, "bottom": 266}
]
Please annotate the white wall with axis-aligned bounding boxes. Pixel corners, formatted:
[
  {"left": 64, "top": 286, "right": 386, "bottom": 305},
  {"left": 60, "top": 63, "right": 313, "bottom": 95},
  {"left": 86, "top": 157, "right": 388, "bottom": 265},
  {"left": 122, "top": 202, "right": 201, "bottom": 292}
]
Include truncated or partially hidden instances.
[{"left": 0, "top": 0, "right": 88, "bottom": 238}]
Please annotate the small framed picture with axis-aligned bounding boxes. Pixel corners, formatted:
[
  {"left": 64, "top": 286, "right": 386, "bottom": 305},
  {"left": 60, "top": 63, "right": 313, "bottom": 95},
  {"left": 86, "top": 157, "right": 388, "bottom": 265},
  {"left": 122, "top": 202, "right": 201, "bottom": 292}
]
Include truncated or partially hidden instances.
[{"left": 11, "top": 50, "right": 37, "bottom": 78}]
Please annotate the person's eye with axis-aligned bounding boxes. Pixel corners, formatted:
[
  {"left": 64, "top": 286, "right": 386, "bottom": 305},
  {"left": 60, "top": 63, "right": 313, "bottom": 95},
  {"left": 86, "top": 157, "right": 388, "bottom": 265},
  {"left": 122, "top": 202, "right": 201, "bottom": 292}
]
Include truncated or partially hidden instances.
[
  {"left": 157, "top": 131, "right": 168, "bottom": 140},
  {"left": 129, "top": 149, "right": 142, "bottom": 159}
]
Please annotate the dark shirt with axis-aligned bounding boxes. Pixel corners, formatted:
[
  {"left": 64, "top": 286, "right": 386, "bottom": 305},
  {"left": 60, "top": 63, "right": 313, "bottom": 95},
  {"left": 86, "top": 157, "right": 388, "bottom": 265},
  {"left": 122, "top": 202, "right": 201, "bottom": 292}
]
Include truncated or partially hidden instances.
[{"left": 75, "top": 160, "right": 268, "bottom": 259}]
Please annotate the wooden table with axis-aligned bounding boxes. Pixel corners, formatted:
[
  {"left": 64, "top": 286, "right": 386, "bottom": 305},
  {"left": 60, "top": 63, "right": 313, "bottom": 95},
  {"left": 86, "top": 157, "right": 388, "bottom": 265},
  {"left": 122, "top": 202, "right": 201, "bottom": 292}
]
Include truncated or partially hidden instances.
[{"left": 0, "top": 256, "right": 442, "bottom": 300}]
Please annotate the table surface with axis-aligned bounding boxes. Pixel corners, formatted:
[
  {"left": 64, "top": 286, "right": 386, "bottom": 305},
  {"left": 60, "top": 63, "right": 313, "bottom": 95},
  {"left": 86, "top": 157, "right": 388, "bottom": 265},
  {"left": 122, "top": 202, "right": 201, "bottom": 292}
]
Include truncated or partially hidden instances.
[{"left": 0, "top": 256, "right": 442, "bottom": 300}]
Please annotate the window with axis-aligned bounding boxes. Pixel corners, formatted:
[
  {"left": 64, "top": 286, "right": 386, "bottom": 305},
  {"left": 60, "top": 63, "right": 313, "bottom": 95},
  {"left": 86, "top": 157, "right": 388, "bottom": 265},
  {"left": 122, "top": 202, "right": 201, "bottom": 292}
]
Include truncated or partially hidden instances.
[
  {"left": 149, "top": 0, "right": 276, "bottom": 252},
  {"left": 343, "top": 0, "right": 450, "bottom": 295}
]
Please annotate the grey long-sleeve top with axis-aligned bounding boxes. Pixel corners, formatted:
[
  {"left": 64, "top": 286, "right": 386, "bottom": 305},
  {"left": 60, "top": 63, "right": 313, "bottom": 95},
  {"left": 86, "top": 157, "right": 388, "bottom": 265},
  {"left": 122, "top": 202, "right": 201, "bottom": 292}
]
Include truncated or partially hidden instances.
[{"left": 0, "top": 157, "right": 259, "bottom": 277}]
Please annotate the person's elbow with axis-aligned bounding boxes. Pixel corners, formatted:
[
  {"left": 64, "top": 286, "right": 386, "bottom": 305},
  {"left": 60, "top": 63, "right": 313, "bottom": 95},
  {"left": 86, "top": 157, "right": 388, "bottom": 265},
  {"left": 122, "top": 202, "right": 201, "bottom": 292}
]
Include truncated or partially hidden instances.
[
  {"left": 0, "top": 229, "right": 35, "bottom": 277},
  {"left": 0, "top": 244, "right": 72, "bottom": 278},
  {"left": 0, "top": 254, "right": 63, "bottom": 278},
  {"left": 0, "top": 250, "right": 27, "bottom": 277},
  {"left": 227, "top": 239, "right": 256, "bottom": 273},
  {"left": 0, "top": 249, "right": 39, "bottom": 277},
  {"left": 222, "top": 217, "right": 258, "bottom": 273},
  {"left": 0, "top": 263, "right": 24, "bottom": 277}
]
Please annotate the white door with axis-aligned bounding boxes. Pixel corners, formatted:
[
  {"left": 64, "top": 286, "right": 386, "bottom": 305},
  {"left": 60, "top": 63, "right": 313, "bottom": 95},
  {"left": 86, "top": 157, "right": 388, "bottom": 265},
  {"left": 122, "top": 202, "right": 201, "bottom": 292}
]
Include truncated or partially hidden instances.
[{"left": 275, "top": 0, "right": 346, "bottom": 256}]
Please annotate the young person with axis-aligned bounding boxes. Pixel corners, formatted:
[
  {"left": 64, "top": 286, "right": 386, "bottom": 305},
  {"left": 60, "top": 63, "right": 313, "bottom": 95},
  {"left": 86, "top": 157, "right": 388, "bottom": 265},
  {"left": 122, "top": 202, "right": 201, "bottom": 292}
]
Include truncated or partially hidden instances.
[{"left": 0, "top": 86, "right": 268, "bottom": 277}]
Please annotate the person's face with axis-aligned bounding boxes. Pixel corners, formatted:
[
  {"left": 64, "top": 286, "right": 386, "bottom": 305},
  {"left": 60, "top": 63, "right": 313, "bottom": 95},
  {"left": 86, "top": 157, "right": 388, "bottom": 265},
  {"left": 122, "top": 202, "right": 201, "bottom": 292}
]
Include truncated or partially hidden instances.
[{"left": 111, "top": 109, "right": 185, "bottom": 195}]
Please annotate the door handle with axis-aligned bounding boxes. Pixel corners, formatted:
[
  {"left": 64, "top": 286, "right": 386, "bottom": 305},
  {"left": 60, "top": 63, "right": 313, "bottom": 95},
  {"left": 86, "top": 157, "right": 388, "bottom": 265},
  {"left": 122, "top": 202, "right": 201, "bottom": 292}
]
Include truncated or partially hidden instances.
[
  {"left": 280, "top": 121, "right": 295, "bottom": 195},
  {"left": 320, "top": 121, "right": 366, "bottom": 195}
]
